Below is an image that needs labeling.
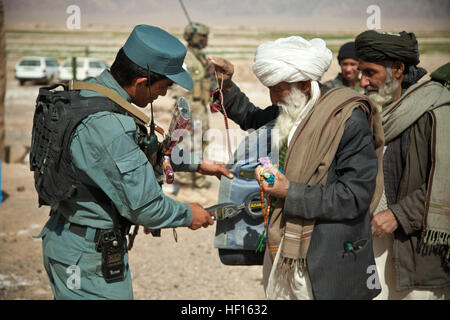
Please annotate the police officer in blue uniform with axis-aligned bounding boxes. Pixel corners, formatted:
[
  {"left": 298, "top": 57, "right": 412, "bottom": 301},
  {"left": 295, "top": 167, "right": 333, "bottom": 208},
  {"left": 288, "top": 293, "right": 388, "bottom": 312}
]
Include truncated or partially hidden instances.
[{"left": 34, "top": 25, "right": 233, "bottom": 299}]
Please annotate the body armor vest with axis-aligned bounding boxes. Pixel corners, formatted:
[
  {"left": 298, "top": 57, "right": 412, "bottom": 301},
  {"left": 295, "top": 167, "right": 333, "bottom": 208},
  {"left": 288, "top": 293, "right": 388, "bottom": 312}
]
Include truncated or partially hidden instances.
[{"left": 30, "top": 83, "right": 155, "bottom": 210}]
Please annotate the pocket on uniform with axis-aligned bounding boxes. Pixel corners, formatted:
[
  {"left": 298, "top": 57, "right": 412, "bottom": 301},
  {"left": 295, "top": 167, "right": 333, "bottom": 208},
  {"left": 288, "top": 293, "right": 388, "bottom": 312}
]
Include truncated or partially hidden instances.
[
  {"left": 42, "top": 227, "right": 84, "bottom": 268},
  {"left": 113, "top": 147, "right": 148, "bottom": 174},
  {"left": 111, "top": 147, "right": 160, "bottom": 210},
  {"left": 78, "top": 250, "right": 103, "bottom": 277},
  {"left": 79, "top": 249, "right": 129, "bottom": 280}
]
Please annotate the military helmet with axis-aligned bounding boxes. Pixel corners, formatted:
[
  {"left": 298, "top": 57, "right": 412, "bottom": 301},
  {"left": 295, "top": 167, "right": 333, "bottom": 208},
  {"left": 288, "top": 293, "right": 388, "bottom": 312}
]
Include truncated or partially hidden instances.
[{"left": 183, "top": 22, "right": 209, "bottom": 41}]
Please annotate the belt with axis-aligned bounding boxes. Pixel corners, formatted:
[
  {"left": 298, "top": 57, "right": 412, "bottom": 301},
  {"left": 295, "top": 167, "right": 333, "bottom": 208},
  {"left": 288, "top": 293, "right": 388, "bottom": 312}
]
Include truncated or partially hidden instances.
[
  {"left": 68, "top": 222, "right": 102, "bottom": 243},
  {"left": 55, "top": 214, "right": 132, "bottom": 250},
  {"left": 56, "top": 213, "right": 102, "bottom": 242}
]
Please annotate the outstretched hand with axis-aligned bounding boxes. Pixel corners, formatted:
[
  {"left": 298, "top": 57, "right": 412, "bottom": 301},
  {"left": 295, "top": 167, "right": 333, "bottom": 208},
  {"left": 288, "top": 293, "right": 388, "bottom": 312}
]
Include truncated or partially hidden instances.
[
  {"left": 198, "top": 159, "right": 234, "bottom": 180},
  {"left": 208, "top": 56, "right": 234, "bottom": 93}
]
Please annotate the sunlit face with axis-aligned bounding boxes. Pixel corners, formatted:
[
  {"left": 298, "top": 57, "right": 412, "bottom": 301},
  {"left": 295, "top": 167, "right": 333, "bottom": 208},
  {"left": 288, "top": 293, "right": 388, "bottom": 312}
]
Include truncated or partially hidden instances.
[
  {"left": 275, "top": 84, "right": 309, "bottom": 145},
  {"left": 358, "top": 60, "right": 389, "bottom": 94},
  {"left": 190, "top": 34, "right": 208, "bottom": 49},
  {"left": 269, "top": 82, "right": 292, "bottom": 105},
  {"left": 359, "top": 60, "right": 402, "bottom": 111},
  {"left": 340, "top": 58, "right": 359, "bottom": 83},
  {"left": 198, "top": 35, "right": 208, "bottom": 48},
  {"left": 133, "top": 78, "right": 174, "bottom": 107}
]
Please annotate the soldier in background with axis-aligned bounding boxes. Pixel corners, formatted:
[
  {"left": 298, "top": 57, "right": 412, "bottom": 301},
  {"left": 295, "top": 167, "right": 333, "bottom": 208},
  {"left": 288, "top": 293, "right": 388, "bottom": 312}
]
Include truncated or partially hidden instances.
[
  {"left": 324, "top": 41, "right": 363, "bottom": 93},
  {"left": 169, "top": 23, "right": 214, "bottom": 192}
]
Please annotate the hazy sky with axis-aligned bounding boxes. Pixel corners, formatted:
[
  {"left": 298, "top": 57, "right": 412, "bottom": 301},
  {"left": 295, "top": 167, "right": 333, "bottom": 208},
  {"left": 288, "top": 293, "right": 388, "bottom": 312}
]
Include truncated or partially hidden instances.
[{"left": 4, "top": 0, "right": 450, "bottom": 31}]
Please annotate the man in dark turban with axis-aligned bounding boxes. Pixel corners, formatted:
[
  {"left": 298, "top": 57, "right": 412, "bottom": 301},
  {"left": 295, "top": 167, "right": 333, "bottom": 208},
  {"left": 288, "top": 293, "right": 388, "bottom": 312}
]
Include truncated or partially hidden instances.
[{"left": 356, "top": 30, "right": 450, "bottom": 300}]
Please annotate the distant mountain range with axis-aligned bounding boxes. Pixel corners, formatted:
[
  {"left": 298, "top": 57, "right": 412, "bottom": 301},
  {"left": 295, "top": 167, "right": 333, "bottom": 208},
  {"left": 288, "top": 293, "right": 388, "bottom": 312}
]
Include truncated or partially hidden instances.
[{"left": 4, "top": 0, "right": 450, "bottom": 31}]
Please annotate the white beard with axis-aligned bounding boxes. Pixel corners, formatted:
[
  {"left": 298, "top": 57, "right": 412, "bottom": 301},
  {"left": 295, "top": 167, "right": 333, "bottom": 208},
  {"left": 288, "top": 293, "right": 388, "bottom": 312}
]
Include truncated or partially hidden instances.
[
  {"left": 274, "top": 86, "right": 308, "bottom": 147},
  {"left": 366, "top": 67, "right": 400, "bottom": 112}
]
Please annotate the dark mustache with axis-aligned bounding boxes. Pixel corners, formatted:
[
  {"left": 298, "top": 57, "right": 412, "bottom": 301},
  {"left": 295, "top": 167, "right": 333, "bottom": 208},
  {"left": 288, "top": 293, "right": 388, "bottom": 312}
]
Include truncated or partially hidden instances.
[{"left": 365, "top": 85, "right": 379, "bottom": 92}]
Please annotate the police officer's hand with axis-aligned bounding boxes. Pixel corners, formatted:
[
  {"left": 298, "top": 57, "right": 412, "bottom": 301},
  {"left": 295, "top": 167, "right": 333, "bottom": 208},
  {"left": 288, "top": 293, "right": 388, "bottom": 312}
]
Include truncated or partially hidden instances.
[
  {"left": 188, "top": 203, "right": 214, "bottom": 230},
  {"left": 208, "top": 56, "right": 234, "bottom": 93},
  {"left": 198, "top": 160, "right": 234, "bottom": 180}
]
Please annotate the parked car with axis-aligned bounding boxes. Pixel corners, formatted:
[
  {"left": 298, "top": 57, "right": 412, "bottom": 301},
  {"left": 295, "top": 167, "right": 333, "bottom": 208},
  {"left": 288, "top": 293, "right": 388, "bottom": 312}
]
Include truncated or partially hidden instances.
[
  {"left": 58, "top": 57, "right": 108, "bottom": 81},
  {"left": 14, "top": 56, "right": 59, "bottom": 86}
]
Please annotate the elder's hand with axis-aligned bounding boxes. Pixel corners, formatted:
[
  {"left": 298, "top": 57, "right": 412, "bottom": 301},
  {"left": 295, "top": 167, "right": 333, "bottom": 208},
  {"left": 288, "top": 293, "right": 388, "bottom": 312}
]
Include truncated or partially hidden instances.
[
  {"left": 254, "top": 165, "right": 290, "bottom": 199},
  {"left": 371, "top": 209, "right": 398, "bottom": 238},
  {"left": 198, "top": 160, "right": 234, "bottom": 180},
  {"left": 208, "top": 56, "right": 234, "bottom": 93}
]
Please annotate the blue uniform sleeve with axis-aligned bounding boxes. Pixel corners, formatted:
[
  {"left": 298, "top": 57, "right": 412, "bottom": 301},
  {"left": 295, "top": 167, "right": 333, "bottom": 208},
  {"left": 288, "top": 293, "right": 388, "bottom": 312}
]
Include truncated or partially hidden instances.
[
  {"left": 70, "top": 112, "right": 193, "bottom": 229},
  {"left": 283, "top": 108, "right": 378, "bottom": 221}
]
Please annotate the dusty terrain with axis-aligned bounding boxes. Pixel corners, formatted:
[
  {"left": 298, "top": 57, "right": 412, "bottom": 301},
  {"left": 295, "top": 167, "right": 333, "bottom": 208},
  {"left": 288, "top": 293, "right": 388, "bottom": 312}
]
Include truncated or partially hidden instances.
[
  {"left": 0, "top": 57, "right": 268, "bottom": 300},
  {"left": 0, "top": 29, "right": 449, "bottom": 300}
]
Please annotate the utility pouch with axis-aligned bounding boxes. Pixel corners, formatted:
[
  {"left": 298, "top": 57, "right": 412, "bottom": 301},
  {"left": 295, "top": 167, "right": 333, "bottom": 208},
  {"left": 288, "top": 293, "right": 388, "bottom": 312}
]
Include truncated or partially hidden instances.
[
  {"left": 96, "top": 229, "right": 125, "bottom": 282},
  {"left": 201, "top": 77, "right": 211, "bottom": 105},
  {"left": 192, "top": 79, "right": 202, "bottom": 100}
]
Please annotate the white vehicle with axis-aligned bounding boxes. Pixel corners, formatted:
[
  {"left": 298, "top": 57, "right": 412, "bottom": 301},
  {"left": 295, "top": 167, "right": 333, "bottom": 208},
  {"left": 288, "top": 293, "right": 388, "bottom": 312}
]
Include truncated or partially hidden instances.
[
  {"left": 14, "top": 56, "right": 59, "bottom": 86},
  {"left": 58, "top": 57, "right": 108, "bottom": 81}
]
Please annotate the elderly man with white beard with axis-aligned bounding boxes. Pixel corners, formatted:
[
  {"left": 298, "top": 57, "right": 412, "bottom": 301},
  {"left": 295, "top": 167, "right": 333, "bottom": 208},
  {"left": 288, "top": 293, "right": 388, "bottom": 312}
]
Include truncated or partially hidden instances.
[
  {"left": 355, "top": 30, "right": 450, "bottom": 300},
  {"left": 209, "top": 36, "right": 384, "bottom": 300}
]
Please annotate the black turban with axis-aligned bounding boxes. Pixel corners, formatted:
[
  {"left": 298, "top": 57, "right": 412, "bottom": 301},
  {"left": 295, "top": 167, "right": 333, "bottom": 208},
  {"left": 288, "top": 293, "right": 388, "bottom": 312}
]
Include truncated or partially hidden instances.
[
  {"left": 355, "top": 30, "right": 420, "bottom": 67},
  {"left": 338, "top": 42, "right": 358, "bottom": 62}
]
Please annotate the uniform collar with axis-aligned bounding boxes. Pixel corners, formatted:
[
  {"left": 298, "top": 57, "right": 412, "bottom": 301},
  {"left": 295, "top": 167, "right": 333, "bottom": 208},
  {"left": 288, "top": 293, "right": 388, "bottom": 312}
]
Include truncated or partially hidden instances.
[{"left": 81, "top": 69, "right": 132, "bottom": 103}]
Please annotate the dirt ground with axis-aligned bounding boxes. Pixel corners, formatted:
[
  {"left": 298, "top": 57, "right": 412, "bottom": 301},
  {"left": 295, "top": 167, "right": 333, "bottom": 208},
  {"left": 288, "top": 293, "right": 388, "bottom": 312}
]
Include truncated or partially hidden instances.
[
  {"left": 0, "top": 57, "right": 269, "bottom": 300},
  {"left": 0, "top": 36, "right": 449, "bottom": 299}
]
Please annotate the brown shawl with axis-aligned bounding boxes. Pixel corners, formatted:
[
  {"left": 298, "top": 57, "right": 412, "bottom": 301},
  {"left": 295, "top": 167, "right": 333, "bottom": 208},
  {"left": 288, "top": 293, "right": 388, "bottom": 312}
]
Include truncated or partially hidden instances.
[{"left": 267, "top": 87, "right": 384, "bottom": 269}]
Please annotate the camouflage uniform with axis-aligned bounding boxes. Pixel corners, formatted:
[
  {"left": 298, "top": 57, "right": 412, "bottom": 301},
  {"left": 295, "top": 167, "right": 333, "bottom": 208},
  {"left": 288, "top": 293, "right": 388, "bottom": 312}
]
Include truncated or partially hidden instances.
[
  {"left": 172, "top": 23, "right": 214, "bottom": 188},
  {"left": 324, "top": 42, "right": 364, "bottom": 94},
  {"left": 323, "top": 73, "right": 364, "bottom": 94}
]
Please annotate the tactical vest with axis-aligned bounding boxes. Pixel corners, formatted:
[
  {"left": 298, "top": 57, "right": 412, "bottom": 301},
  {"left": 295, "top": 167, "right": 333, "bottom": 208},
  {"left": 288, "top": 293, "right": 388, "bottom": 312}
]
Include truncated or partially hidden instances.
[{"left": 30, "top": 83, "right": 153, "bottom": 210}]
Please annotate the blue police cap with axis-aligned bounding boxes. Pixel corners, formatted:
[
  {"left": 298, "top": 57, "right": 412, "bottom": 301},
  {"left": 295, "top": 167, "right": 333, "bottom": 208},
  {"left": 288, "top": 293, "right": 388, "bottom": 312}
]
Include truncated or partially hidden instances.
[{"left": 123, "top": 25, "right": 193, "bottom": 90}]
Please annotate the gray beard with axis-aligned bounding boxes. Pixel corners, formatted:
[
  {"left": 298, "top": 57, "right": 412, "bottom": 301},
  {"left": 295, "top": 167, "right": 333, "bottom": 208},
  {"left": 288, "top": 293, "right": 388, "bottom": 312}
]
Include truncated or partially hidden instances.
[
  {"left": 366, "top": 67, "right": 400, "bottom": 112},
  {"left": 274, "top": 86, "right": 308, "bottom": 146}
]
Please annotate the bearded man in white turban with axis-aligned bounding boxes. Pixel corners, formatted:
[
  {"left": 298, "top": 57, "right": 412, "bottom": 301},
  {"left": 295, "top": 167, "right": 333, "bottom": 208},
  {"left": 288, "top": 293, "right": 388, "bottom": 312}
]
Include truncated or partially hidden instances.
[{"left": 210, "top": 35, "right": 385, "bottom": 300}]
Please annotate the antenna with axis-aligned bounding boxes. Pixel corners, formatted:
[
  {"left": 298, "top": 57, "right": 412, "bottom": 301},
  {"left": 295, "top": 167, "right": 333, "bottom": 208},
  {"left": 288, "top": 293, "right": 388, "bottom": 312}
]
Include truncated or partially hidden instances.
[
  {"left": 147, "top": 64, "right": 155, "bottom": 136},
  {"left": 178, "top": 0, "right": 193, "bottom": 25}
]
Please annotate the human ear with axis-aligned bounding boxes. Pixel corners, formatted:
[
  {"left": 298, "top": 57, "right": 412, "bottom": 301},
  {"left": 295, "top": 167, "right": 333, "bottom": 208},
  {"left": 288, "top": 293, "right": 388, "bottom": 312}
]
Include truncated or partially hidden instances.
[
  {"left": 391, "top": 61, "right": 405, "bottom": 80},
  {"left": 133, "top": 77, "right": 148, "bottom": 88},
  {"left": 297, "top": 80, "right": 311, "bottom": 96}
]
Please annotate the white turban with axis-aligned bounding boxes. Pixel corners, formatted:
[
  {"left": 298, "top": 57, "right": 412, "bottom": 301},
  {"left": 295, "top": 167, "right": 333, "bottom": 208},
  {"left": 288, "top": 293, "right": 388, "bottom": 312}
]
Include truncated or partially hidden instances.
[{"left": 252, "top": 36, "right": 332, "bottom": 87}]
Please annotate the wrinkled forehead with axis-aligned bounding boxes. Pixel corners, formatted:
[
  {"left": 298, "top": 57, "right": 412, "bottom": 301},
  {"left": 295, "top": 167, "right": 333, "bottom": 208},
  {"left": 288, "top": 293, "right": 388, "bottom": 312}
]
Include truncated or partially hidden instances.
[
  {"left": 269, "top": 81, "right": 291, "bottom": 91},
  {"left": 358, "top": 60, "right": 391, "bottom": 72}
]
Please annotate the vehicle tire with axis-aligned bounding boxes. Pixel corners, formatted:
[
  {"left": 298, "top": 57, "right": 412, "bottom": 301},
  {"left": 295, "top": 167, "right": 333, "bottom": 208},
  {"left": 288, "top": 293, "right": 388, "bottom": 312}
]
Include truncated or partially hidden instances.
[{"left": 19, "top": 80, "right": 25, "bottom": 86}]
